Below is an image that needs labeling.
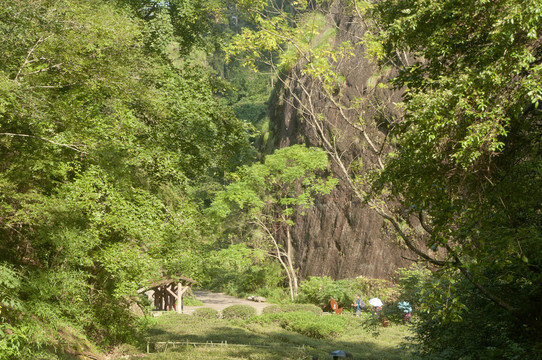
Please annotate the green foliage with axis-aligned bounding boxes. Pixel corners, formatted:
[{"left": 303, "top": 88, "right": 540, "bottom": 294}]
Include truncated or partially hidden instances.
[
  {"left": 208, "top": 145, "right": 337, "bottom": 299},
  {"left": 118, "top": 0, "right": 218, "bottom": 54},
  {"left": 226, "top": 2, "right": 349, "bottom": 95},
  {"left": 368, "top": 0, "right": 542, "bottom": 357},
  {"left": 215, "top": 58, "right": 272, "bottom": 125},
  {"left": 209, "top": 145, "right": 337, "bottom": 223},
  {"left": 402, "top": 270, "right": 541, "bottom": 360},
  {"left": 183, "top": 293, "right": 204, "bottom": 306},
  {"left": 0, "top": 322, "right": 32, "bottom": 360},
  {"left": 297, "top": 276, "right": 393, "bottom": 311},
  {"left": 251, "top": 311, "right": 347, "bottom": 339},
  {"left": 0, "top": 0, "right": 253, "bottom": 356},
  {"left": 0, "top": 264, "right": 22, "bottom": 312},
  {"left": 261, "top": 303, "right": 323, "bottom": 315},
  {"left": 222, "top": 305, "right": 257, "bottom": 320},
  {"left": 202, "top": 244, "right": 284, "bottom": 296},
  {"left": 193, "top": 307, "right": 220, "bottom": 319},
  {"left": 233, "top": 101, "right": 268, "bottom": 125},
  {"left": 261, "top": 304, "right": 282, "bottom": 314},
  {"left": 251, "top": 285, "right": 289, "bottom": 304},
  {"left": 394, "top": 265, "right": 431, "bottom": 312},
  {"left": 279, "top": 304, "right": 324, "bottom": 315}
]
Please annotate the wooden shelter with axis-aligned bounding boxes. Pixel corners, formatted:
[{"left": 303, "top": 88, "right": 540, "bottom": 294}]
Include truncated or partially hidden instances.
[{"left": 141, "top": 275, "right": 197, "bottom": 314}]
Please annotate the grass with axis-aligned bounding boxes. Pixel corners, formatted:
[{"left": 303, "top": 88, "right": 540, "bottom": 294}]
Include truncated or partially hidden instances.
[{"left": 114, "top": 312, "right": 413, "bottom": 360}]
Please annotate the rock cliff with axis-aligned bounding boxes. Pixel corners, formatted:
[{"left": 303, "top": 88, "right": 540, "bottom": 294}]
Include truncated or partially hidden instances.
[{"left": 266, "top": 2, "right": 415, "bottom": 280}]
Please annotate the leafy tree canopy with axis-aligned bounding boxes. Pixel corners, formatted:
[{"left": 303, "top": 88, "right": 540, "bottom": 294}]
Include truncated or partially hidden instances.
[
  {"left": 0, "top": 0, "right": 253, "bottom": 356},
  {"left": 369, "top": 0, "right": 542, "bottom": 357},
  {"left": 209, "top": 144, "right": 337, "bottom": 299}
]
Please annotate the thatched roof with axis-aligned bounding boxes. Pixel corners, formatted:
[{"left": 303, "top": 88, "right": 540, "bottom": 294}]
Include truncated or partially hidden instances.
[{"left": 138, "top": 274, "right": 197, "bottom": 292}]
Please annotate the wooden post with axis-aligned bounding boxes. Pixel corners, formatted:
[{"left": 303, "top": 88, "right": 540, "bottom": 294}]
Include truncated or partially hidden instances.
[
  {"left": 176, "top": 284, "right": 190, "bottom": 314},
  {"left": 177, "top": 282, "right": 182, "bottom": 314},
  {"left": 160, "top": 287, "right": 165, "bottom": 311}
]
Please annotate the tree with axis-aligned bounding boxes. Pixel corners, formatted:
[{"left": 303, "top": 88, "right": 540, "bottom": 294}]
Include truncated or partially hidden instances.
[
  {"left": 225, "top": 0, "right": 413, "bottom": 274},
  {"left": 0, "top": 0, "right": 253, "bottom": 355},
  {"left": 225, "top": 0, "right": 541, "bottom": 355},
  {"left": 209, "top": 145, "right": 337, "bottom": 300},
  {"left": 368, "top": 0, "right": 542, "bottom": 357}
]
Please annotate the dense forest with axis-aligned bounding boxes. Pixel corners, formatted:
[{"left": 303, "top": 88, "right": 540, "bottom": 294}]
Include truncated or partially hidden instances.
[{"left": 1, "top": 0, "right": 541, "bottom": 359}]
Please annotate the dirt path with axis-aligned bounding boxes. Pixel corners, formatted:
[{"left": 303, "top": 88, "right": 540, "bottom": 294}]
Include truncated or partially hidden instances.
[{"left": 182, "top": 290, "right": 270, "bottom": 315}]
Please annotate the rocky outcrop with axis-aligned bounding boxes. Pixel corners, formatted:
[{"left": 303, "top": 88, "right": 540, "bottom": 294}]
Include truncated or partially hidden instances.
[{"left": 266, "top": 2, "right": 414, "bottom": 280}]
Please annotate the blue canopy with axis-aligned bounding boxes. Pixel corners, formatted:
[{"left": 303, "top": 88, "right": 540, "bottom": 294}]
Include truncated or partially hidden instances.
[{"left": 398, "top": 301, "right": 412, "bottom": 313}]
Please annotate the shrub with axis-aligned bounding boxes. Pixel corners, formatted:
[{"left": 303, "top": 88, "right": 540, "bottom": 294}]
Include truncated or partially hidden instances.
[
  {"left": 221, "top": 305, "right": 256, "bottom": 320},
  {"left": 201, "top": 244, "right": 284, "bottom": 297},
  {"left": 192, "top": 307, "right": 219, "bottom": 319},
  {"left": 406, "top": 270, "right": 542, "bottom": 360},
  {"left": 183, "top": 297, "right": 204, "bottom": 306},
  {"left": 253, "top": 311, "right": 346, "bottom": 339},
  {"left": 297, "top": 276, "right": 394, "bottom": 311},
  {"left": 261, "top": 305, "right": 281, "bottom": 314},
  {"left": 253, "top": 286, "right": 289, "bottom": 304},
  {"left": 283, "top": 304, "right": 323, "bottom": 315},
  {"left": 394, "top": 264, "right": 431, "bottom": 311},
  {"left": 381, "top": 303, "right": 407, "bottom": 325},
  {"left": 288, "top": 315, "right": 346, "bottom": 339},
  {"left": 262, "top": 304, "right": 323, "bottom": 315}
]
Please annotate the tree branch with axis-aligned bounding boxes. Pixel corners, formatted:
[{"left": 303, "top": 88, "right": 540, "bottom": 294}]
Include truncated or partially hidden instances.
[
  {"left": 15, "top": 34, "right": 54, "bottom": 82},
  {"left": 0, "top": 132, "right": 87, "bottom": 153}
]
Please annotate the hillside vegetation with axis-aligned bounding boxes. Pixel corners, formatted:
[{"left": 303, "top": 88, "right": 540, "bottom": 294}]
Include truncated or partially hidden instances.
[{"left": 0, "top": 0, "right": 540, "bottom": 359}]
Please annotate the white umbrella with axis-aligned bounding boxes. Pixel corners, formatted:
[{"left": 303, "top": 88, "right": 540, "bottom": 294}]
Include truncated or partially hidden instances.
[
  {"left": 369, "top": 298, "right": 383, "bottom": 307},
  {"left": 329, "top": 350, "right": 352, "bottom": 358}
]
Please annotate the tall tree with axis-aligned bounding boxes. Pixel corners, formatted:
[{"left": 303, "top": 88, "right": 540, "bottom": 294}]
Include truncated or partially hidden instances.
[
  {"left": 209, "top": 145, "right": 337, "bottom": 300},
  {"left": 369, "top": 0, "right": 542, "bottom": 357},
  {"left": 0, "top": 0, "right": 253, "bottom": 356}
]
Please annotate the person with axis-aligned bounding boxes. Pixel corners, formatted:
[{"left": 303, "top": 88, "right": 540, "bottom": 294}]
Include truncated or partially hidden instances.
[{"left": 352, "top": 294, "right": 364, "bottom": 316}]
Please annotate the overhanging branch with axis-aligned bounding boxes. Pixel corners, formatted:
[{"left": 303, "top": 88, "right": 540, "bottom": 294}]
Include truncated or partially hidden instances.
[{"left": 0, "top": 132, "right": 87, "bottom": 153}]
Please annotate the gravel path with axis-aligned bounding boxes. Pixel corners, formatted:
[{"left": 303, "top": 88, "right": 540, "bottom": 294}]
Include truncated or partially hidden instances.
[{"left": 182, "top": 290, "right": 270, "bottom": 315}]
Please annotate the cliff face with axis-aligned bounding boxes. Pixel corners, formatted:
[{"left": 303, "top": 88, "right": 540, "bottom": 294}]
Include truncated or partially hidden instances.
[{"left": 267, "top": 3, "right": 414, "bottom": 280}]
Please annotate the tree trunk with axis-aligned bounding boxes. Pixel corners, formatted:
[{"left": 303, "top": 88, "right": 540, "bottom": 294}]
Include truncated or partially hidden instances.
[{"left": 285, "top": 227, "right": 298, "bottom": 298}]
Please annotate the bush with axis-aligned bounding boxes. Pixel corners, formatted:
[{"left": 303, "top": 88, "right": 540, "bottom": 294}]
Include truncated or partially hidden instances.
[
  {"left": 297, "top": 276, "right": 394, "bottom": 312},
  {"left": 381, "top": 303, "right": 408, "bottom": 325},
  {"left": 252, "top": 286, "right": 289, "bottom": 304},
  {"left": 183, "top": 293, "right": 204, "bottom": 306},
  {"left": 406, "top": 271, "right": 542, "bottom": 360},
  {"left": 253, "top": 311, "right": 346, "bottom": 339},
  {"left": 261, "top": 305, "right": 281, "bottom": 314},
  {"left": 192, "top": 307, "right": 219, "bottom": 319},
  {"left": 289, "top": 315, "right": 346, "bottom": 339},
  {"left": 282, "top": 304, "right": 323, "bottom": 315},
  {"left": 394, "top": 264, "right": 431, "bottom": 312},
  {"left": 202, "top": 244, "right": 284, "bottom": 297},
  {"left": 262, "top": 304, "right": 323, "bottom": 315},
  {"left": 221, "top": 305, "right": 256, "bottom": 320}
]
